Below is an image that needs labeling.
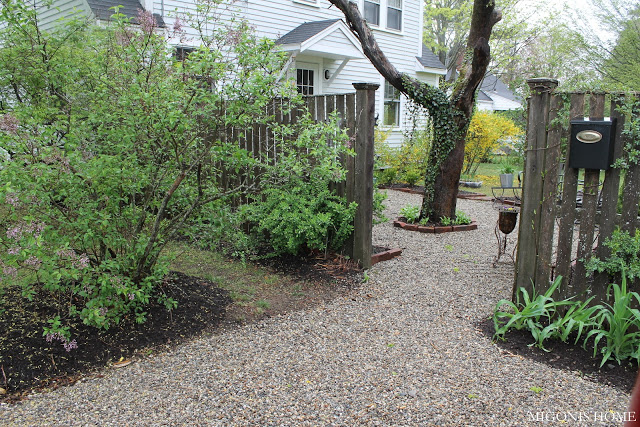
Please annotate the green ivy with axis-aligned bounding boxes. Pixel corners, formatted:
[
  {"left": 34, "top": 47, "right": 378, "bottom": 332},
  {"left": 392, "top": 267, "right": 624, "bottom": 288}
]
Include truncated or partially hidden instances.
[{"left": 402, "top": 76, "right": 465, "bottom": 220}]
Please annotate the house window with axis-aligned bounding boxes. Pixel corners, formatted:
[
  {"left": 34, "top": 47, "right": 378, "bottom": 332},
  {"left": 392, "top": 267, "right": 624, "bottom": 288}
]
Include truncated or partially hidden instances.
[
  {"left": 387, "top": 0, "right": 402, "bottom": 31},
  {"left": 297, "top": 68, "right": 315, "bottom": 95},
  {"left": 174, "top": 46, "right": 195, "bottom": 62},
  {"left": 383, "top": 81, "right": 400, "bottom": 126},
  {"left": 364, "top": 0, "right": 380, "bottom": 26}
]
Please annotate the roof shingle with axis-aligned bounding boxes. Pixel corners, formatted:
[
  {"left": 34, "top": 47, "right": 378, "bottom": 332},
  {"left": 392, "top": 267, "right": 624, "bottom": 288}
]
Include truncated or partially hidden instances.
[
  {"left": 417, "top": 44, "right": 446, "bottom": 70},
  {"left": 86, "top": 0, "right": 165, "bottom": 27},
  {"left": 275, "top": 19, "right": 341, "bottom": 45}
]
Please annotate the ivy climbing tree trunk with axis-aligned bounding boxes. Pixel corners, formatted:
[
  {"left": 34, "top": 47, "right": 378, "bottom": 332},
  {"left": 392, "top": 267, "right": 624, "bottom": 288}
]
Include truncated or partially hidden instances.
[{"left": 327, "top": 0, "right": 501, "bottom": 220}]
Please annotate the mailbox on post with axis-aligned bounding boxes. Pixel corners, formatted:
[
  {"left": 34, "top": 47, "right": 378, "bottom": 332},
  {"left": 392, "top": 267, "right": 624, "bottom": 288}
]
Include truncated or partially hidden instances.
[{"left": 568, "top": 119, "right": 617, "bottom": 170}]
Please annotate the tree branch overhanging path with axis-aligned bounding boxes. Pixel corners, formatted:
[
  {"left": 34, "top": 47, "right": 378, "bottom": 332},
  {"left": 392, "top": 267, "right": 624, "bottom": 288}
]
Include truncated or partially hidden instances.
[{"left": 327, "top": 0, "right": 502, "bottom": 219}]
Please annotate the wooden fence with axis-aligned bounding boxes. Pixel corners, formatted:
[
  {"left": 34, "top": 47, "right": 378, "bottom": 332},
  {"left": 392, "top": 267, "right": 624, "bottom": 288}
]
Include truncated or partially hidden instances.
[
  {"left": 218, "top": 83, "right": 379, "bottom": 268},
  {"left": 515, "top": 78, "right": 639, "bottom": 303}
]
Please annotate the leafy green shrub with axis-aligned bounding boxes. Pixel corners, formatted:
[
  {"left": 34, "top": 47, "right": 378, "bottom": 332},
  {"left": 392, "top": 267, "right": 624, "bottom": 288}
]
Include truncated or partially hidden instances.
[
  {"left": 242, "top": 115, "right": 356, "bottom": 256},
  {"left": 402, "top": 170, "right": 422, "bottom": 187},
  {"left": 377, "top": 167, "right": 398, "bottom": 186},
  {"left": 245, "top": 186, "right": 356, "bottom": 256},
  {"left": 587, "top": 228, "right": 640, "bottom": 280},
  {"left": 0, "top": 1, "right": 296, "bottom": 336},
  {"left": 399, "top": 204, "right": 421, "bottom": 223},
  {"left": 375, "top": 129, "right": 431, "bottom": 186}
]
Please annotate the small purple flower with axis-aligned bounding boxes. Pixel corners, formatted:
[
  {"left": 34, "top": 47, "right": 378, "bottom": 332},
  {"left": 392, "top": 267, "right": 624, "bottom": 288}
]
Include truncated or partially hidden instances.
[
  {"left": 75, "top": 255, "right": 90, "bottom": 269},
  {"left": 2, "top": 266, "right": 17, "bottom": 277},
  {"left": 173, "top": 16, "right": 183, "bottom": 33},
  {"left": 5, "top": 192, "right": 19, "bottom": 207},
  {"left": 7, "top": 247, "right": 20, "bottom": 255},
  {"left": 6, "top": 226, "right": 21, "bottom": 240},
  {"left": 24, "top": 256, "right": 42, "bottom": 269},
  {"left": 137, "top": 9, "right": 155, "bottom": 34},
  {"left": 45, "top": 332, "right": 64, "bottom": 343},
  {"left": 99, "top": 307, "right": 108, "bottom": 316},
  {"left": 128, "top": 293, "right": 135, "bottom": 301},
  {"left": 63, "top": 339, "right": 78, "bottom": 352}
]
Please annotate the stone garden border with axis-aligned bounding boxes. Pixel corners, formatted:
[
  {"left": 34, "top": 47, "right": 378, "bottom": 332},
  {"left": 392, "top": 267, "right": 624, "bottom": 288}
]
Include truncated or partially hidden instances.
[{"left": 393, "top": 220, "right": 478, "bottom": 234}]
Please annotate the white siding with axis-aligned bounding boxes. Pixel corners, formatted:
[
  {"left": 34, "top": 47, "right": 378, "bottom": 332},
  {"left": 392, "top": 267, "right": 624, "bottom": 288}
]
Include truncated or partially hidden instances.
[{"left": 36, "top": 0, "right": 89, "bottom": 32}]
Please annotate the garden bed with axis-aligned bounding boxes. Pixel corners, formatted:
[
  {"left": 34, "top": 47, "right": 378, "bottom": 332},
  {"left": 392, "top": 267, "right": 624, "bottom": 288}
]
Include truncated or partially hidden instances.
[
  {"left": 393, "top": 219, "right": 478, "bottom": 233},
  {"left": 0, "top": 250, "right": 362, "bottom": 403}
]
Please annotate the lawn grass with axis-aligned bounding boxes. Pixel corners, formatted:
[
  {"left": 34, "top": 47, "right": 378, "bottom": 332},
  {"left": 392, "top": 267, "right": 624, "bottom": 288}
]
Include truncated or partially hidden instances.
[
  {"left": 163, "top": 242, "right": 282, "bottom": 317},
  {"left": 460, "top": 158, "right": 524, "bottom": 197}
]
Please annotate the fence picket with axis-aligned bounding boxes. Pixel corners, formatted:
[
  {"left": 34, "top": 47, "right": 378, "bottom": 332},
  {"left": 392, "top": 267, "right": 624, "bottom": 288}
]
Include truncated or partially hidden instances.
[
  {"left": 535, "top": 94, "right": 563, "bottom": 291},
  {"left": 556, "top": 93, "right": 584, "bottom": 299},
  {"left": 515, "top": 79, "right": 557, "bottom": 296}
]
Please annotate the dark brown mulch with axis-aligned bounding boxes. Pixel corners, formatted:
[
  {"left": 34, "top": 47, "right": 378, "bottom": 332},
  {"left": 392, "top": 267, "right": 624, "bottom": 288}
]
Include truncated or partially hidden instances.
[
  {"left": 478, "top": 317, "right": 637, "bottom": 394},
  {"left": 0, "top": 271, "right": 231, "bottom": 402}
]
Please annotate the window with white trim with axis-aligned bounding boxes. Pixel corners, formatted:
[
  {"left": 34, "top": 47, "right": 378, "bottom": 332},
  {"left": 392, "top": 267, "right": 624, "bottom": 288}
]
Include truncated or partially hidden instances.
[
  {"left": 383, "top": 81, "right": 400, "bottom": 126},
  {"left": 386, "top": 0, "right": 402, "bottom": 31},
  {"left": 296, "top": 68, "right": 315, "bottom": 95},
  {"left": 364, "top": 0, "right": 380, "bottom": 26}
]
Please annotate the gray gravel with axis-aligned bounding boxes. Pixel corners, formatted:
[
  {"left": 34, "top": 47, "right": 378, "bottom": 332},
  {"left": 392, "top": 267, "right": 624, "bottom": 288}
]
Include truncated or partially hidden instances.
[{"left": 1, "top": 190, "right": 631, "bottom": 426}]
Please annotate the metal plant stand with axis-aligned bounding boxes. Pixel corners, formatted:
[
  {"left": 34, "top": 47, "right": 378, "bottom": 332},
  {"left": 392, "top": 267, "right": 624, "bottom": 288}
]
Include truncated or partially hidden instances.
[{"left": 493, "top": 205, "right": 519, "bottom": 267}]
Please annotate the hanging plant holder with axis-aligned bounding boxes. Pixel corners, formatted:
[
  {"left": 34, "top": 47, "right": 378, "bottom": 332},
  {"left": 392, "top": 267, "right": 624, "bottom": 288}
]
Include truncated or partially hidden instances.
[
  {"left": 493, "top": 206, "right": 519, "bottom": 267},
  {"left": 498, "top": 209, "right": 518, "bottom": 234}
]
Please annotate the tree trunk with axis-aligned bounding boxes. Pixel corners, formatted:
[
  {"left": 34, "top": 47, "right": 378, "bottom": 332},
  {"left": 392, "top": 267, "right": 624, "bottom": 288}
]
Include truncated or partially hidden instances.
[{"left": 327, "top": 0, "right": 501, "bottom": 220}]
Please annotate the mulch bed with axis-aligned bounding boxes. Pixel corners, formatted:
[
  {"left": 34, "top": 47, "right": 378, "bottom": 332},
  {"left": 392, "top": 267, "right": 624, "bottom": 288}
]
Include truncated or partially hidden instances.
[
  {"left": 478, "top": 317, "right": 637, "bottom": 394},
  {"left": 0, "top": 271, "right": 231, "bottom": 402}
]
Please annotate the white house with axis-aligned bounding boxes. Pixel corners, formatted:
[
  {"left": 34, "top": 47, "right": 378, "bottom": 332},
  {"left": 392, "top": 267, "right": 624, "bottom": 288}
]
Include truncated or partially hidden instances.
[
  {"left": 36, "top": 0, "right": 447, "bottom": 146},
  {"left": 475, "top": 73, "right": 522, "bottom": 111}
]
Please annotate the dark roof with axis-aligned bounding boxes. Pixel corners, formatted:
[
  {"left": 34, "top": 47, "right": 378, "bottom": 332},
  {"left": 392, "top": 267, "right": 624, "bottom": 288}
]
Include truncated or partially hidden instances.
[
  {"left": 86, "top": 0, "right": 165, "bottom": 27},
  {"left": 480, "top": 73, "right": 520, "bottom": 102},
  {"left": 417, "top": 44, "right": 446, "bottom": 70},
  {"left": 477, "top": 90, "right": 492, "bottom": 101},
  {"left": 275, "top": 19, "right": 341, "bottom": 45}
]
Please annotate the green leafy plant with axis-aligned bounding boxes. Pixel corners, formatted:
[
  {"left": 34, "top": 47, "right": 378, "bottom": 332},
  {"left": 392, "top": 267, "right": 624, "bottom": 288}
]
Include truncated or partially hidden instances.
[
  {"left": 587, "top": 228, "right": 640, "bottom": 280},
  {"left": 493, "top": 277, "right": 582, "bottom": 350},
  {"left": 377, "top": 167, "right": 397, "bottom": 186},
  {"left": 440, "top": 216, "right": 452, "bottom": 226},
  {"left": 453, "top": 210, "right": 472, "bottom": 225},
  {"left": 402, "top": 170, "right": 422, "bottom": 187},
  {"left": 399, "top": 204, "right": 421, "bottom": 223},
  {"left": 373, "top": 189, "right": 389, "bottom": 225},
  {"left": 419, "top": 217, "right": 430, "bottom": 225},
  {"left": 500, "top": 163, "right": 515, "bottom": 174},
  {"left": 585, "top": 272, "right": 640, "bottom": 367}
]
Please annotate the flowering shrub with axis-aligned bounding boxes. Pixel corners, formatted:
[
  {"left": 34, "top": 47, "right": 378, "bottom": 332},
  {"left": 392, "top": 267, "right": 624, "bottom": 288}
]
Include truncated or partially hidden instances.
[
  {"left": 463, "top": 111, "right": 523, "bottom": 176},
  {"left": 0, "top": 1, "right": 301, "bottom": 336}
]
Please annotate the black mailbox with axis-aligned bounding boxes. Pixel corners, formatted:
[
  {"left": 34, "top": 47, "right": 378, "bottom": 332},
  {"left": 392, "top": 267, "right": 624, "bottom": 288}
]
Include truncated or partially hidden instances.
[{"left": 568, "top": 119, "right": 617, "bottom": 170}]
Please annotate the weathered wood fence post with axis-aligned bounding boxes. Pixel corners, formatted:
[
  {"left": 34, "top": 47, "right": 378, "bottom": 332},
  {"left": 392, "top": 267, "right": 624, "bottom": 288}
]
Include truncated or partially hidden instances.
[
  {"left": 348, "top": 83, "right": 379, "bottom": 268},
  {"left": 514, "top": 78, "right": 558, "bottom": 298}
]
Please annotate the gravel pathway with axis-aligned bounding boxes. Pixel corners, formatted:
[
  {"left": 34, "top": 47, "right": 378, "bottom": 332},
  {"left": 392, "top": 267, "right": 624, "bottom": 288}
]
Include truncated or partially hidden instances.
[{"left": 1, "top": 190, "right": 631, "bottom": 426}]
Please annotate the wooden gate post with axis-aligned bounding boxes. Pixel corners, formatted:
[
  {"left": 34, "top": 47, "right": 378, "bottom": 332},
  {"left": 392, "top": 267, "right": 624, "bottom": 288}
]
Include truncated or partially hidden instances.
[
  {"left": 514, "top": 78, "right": 558, "bottom": 298},
  {"left": 348, "top": 83, "right": 379, "bottom": 268}
]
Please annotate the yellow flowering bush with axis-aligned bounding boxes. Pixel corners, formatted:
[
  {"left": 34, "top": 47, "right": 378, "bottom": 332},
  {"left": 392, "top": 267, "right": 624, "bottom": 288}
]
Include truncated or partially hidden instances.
[
  {"left": 375, "top": 129, "right": 431, "bottom": 186},
  {"left": 463, "top": 111, "right": 522, "bottom": 176}
]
